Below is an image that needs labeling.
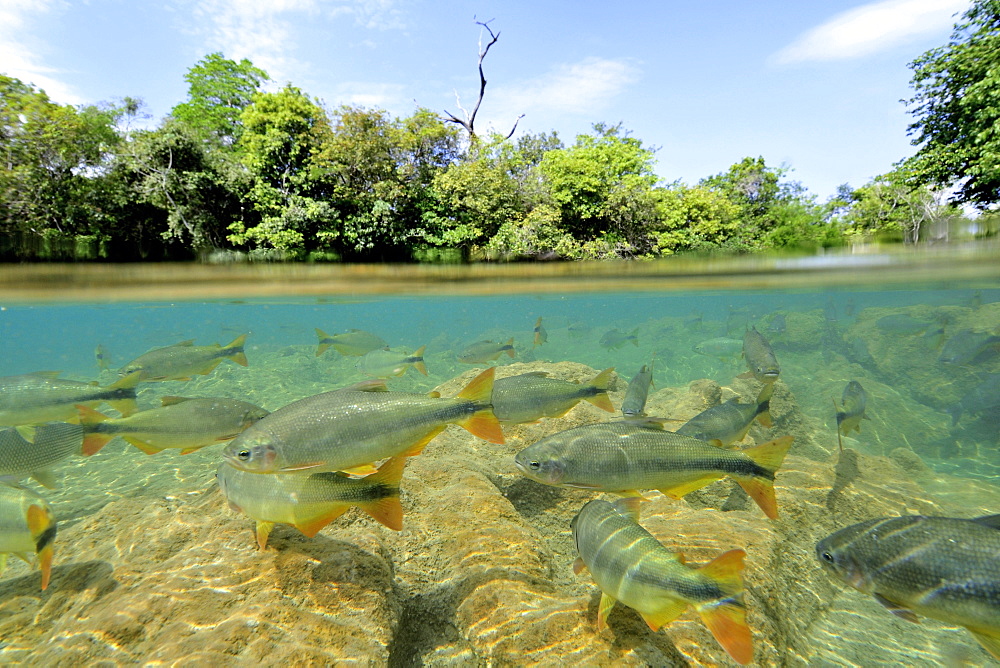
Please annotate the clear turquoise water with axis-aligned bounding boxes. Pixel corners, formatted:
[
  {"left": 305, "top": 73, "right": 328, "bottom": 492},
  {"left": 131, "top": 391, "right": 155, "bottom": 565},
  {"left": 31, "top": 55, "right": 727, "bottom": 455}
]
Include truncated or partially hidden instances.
[{"left": 0, "top": 253, "right": 998, "bottom": 666}]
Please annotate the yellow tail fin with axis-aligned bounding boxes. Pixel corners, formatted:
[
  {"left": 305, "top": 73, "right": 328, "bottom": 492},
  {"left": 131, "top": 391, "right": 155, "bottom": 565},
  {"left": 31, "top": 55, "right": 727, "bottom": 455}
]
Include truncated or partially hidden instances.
[
  {"left": 696, "top": 549, "right": 751, "bottom": 664},
  {"left": 360, "top": 456, "right": 406, "bottom": 530},
  {"left": 455, "top": 367, "right": 504, "bottom": 444},
  {"left": 224, "top": 334, "right": 249, "bottom": 367},
  {"left": 412, "top": 345, "right": 428, "bottom": 375},
  {"left": 76, "top": 405, "right": 114, "bottom": 456},
  {"left": 734, "top": 436, "right": 793, "bottom": 519}
]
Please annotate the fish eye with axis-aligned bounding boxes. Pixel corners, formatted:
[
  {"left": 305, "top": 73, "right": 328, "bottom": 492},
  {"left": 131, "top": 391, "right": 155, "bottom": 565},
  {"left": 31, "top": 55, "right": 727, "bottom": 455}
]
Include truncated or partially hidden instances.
[
  {"left": 821, "top": 551, "right": 834, "bottom": 563},
  {"left": 237, "top": 449, "right": 252, "bottom": 461},
  {"left": 529, "top": 461, "right": 541, "bottom": 471}
]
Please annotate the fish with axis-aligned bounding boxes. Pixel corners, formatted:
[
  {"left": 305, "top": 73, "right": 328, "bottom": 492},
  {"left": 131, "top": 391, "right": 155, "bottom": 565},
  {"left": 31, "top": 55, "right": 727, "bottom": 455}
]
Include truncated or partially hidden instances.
[
  {"left": 740, "top": 326, "right": 780, "bottom": 384},
  {"left": 874, "top": 314, "right": 930, "bottom": 335},
  {"left": 766, "top": 312, "right": 787, "bottom": 336},
  {"left": 621, "top": 363, "right": 654, "bottom": 417},
  {"left": 835, "top": 380, "right": 868, "bottom": 452},
  {"left": 77, "top": 396, "right": 269, "bottom": 456},
  {"left": 692, "top": 337, "right": 744, "bottom": 359},
  {"left": 356, "top": 346, "right": 428, "bottom": 378},
  {"left": 948, "top": 374, "right": 1000, "bottom": 425},
  {"left": 314, "top": 328, "right": 387, "bottom": 357},
  {"left": 567, "top": 322, "right": 592, "bottom": 338},
  {"left": 572, "top": 498, "right": 752, "bottom": 664},
  {"left": 533, "top": 318, "right": 548, "bottom": 347},
  {"left": 0, "top": 484, "right": 56, "bottom": 590},
  {"left": 218, "top": 455, "right": 405, "bottom": 550},
  {"left": 599, "top": 328, "right": 639, "bottom": 350},
  {"left": 94, "top": 344, "right": 110, "bottom": 371},
  {"left": 491, "top": 368, "right": 615, "bottom": 424},
  {"left": 816, "top": 514, "right": 1000, "bottom": 662},
  {"left": 457, "top": 338, "right": 515, "bottom": 364},
  {"left": 222, "top": 367, "right": 504, "bottom": 476},
  {"left": 938, "top": 329, "right": 1000, "bottom": 366},
  {"left": 118, "top": 334, "right": 249, "bottom": 381},
  {"left": 0, "top": 371, "right": 140, "bottom": 426},
  {"left": 514, "top": 420, "right": 793, "bottom": 519},
  {"left": 0, "top": 422, "right": 85, "bottom": 488},
  {"left": 676, "top": 383, "right": 774, "bottom": 448}
]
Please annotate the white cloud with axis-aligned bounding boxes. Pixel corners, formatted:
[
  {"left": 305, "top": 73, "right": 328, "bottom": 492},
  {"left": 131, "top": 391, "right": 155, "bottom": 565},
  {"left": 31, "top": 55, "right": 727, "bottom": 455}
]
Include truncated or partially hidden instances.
[
  {"left": 484, "top": 57, "right": 640, "bottom": 129},
  {"left": 190, "top": 0, "right": 401, "bottom": 84},
  {"left": 772, "top": 0, "right": 968, "bottom": 65},
  {"left": 0, "top": 0, "right": 83, "bottom": 104}
]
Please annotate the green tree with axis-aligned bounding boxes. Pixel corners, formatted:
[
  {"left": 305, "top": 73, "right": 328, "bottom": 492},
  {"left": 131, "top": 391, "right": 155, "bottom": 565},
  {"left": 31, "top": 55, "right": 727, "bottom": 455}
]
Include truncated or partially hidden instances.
[
  {"left": 230, "top": 85, "right": 337, "bottom": 255},
  {"left": 650, "top": 183, "right": 743, "bottom": 253},
  {"left": 0, "top": 75, "right": 130, "bottom": 256},
  {"left": 171, "top": 53, "right": 269, "bottom": 146},
  {"left": 904, "top": 0, "right": 1000, "bottom": 208},
  {"left": 538, "top": 123, "right": 658, "bottom": 255},
  {"left": 840, "top": 168, "right": 955, "bottom": 243}
]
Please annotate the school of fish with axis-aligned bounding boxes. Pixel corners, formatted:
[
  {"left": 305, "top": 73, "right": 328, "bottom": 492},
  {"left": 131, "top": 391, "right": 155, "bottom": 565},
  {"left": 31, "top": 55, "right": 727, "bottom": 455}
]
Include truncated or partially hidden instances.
[{"left": 1, "top": 303, "right": 998, "bottom": 665}]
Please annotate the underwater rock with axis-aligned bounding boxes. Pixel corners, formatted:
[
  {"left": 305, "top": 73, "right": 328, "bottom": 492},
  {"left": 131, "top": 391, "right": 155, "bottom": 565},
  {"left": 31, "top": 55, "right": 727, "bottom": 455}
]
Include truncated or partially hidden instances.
[{"left": 1, "top": 360, "right": 999, "bottom": 665}]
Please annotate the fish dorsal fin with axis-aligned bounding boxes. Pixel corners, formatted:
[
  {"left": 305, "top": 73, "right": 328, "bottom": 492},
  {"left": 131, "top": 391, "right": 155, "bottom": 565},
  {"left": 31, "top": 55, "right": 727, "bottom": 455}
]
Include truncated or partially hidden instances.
[
  {"left": 973, "top": 514, "right": 1000, "bottom": 530},
  {"left": 523, "top": 371, "right": 549, "bottom": 378},
  {"left": 873, "top": 593, "right": 920, "bottom": 623},
  {"left": 160, "top": 396, "right": 193, "bottom": 406},
  {"left": 628, "top": 417, "right": 668, "bottom": 430},
  {"left": 342, "top": 379, "right": 389, "bottom": 392},
  {"left": 175, "top": 339, "right": 196, "bottom": 347},
  {"left": 14, "top": 425, "right": 36, "bottom": 442}
]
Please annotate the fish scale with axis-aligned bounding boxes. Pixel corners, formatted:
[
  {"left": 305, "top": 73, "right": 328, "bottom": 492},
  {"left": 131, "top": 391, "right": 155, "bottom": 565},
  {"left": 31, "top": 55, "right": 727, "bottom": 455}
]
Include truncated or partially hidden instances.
[{"left": 817, "top": 515, "right": 1000, "bottom": 660}]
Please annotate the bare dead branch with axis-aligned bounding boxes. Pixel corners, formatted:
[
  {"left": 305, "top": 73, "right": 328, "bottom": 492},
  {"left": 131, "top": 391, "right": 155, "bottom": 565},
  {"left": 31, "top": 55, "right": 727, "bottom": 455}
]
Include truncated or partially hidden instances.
[{"left": 442, "top": 19, "right": 523, "bottom": 141}]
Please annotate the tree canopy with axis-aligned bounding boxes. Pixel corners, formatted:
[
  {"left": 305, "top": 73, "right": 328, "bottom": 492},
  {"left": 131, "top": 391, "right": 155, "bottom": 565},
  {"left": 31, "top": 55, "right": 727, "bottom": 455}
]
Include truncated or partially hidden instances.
[{"left": 905, "top": 0, "right": 1000, "bottom": 208}]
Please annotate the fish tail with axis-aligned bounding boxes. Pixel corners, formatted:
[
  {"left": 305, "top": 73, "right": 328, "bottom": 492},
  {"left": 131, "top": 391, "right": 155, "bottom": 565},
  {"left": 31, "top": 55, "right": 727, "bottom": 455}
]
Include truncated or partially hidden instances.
[
  {"left": 694, "top": 549, "right": 752, "bottom": 664},
  {"left": 504, "top": 337, "right": 516, "bottom": 358},
  {"left": 315, "top": 328, "right": 332, "bottom": 357},
  {"left": 630, "top": 327, "right": 640, "bottom": 346},
  {"left": 76, "top": 405, "right": 115, "bottom": 456},
  {"left": 412, "top": 345, "right": 428, "bottom": 375},
  {"left": 455, "top": 368, "right": 505, "bottom": 444},
  {"left": 105, "top": 371, "right": 141, "bottom": 417},
  {"left": 27, "top": 504, "right": 55, "bottom": 591},
  {"left": 360, "top": 456, "right": 406, "bottom": 530},
  {"left": 585, "top": 367, "right": 616, "bottom": 413},
  {"left": 734, "top": 435, "right": 793, "bottom": 519},
  {"left": 224, "top": 334, "right": 249, "bottom": 367}
]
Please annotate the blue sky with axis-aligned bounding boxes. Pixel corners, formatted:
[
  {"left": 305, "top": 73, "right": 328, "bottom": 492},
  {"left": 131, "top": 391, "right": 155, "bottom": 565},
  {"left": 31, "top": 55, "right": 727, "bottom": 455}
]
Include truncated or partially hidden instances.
[{"left": 0, "top": 0, "right": 970, "bottom": 200}]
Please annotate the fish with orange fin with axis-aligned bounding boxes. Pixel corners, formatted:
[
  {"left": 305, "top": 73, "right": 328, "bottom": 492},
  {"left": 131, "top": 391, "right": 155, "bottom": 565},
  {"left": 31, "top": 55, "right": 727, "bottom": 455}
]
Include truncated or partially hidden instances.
[
  {"left": 533, "top": 318, "right": 548, "bottom": 347},
  {"left": 0, "top": 483, "right": 56, "bottom": 590},
  {"left": 118, "top": 334, "right": 249, "bottom": 381},
  {"left": 222, "top": 367, "right": 504, "bottom": 477},
  {"left": 218, "top": 456, "right": 406, "bottom": 550},
  {"left": 571, "top": 498, "right": 753, "bottom": 665},
  {"left": 77, "top": 397, "right": 269, "bottom": 456},
  {"left": 457, "top": 338, "right": 515, "bottom": 364},
  {"left": 0, "top": 371, "right": 140, "bottom": 426},
  {"left": 515, "top": 420, "right": 793, "bottom": 519},
  {"left": 676, "top": 383, "right": 773, "bottom": 448}
]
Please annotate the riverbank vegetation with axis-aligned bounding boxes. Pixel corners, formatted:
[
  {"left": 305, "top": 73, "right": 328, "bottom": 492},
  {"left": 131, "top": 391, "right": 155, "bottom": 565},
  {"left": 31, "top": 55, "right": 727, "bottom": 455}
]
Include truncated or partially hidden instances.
[{"left": 2, "top": 3, "right": 999, "bottom": 262}]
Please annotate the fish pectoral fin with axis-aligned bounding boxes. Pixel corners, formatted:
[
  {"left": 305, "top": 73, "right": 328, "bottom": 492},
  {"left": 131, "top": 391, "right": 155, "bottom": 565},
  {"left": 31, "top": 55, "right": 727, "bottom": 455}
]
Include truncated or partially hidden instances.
[
  {"left": 280, "top": 462, "right": 326, "bottom": 473},
  {"left": 873, "top": 593, "right": 920, "bottom": 623},
  {"left": 572, "top": 557, "right": 588, "bottom": 575},
  {"left": 340, "top": 464, "right": 379, "bottom": 477},
  {"left": 967, "top": 627, "right": 1000, "bottom": 661},
  {"left": 293, "top": 509, "right": 348, "bottom": 538},
  {"left": 402, "top": 427, "right": 446, "bottom": 457},
  {"left": 597, "top": 592, "right": 617, "bottom": 632},
  {"left": 30, "top": 470, "right": 59, "bottom": 489},
  {"left": 657, "top": 477, "right": 718, "bottom": 500},
  {"left": 255, "top": 521, "right": 275, "bottom": 550},
  {"left": 565, "top": 482, "right": 607, "bottom": 491},
  {"left": 640, "top": 598, "right": 687, "bottom": 632},
  {"left": 124, "top": 438, "right": 165, "bottom": 455}
]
